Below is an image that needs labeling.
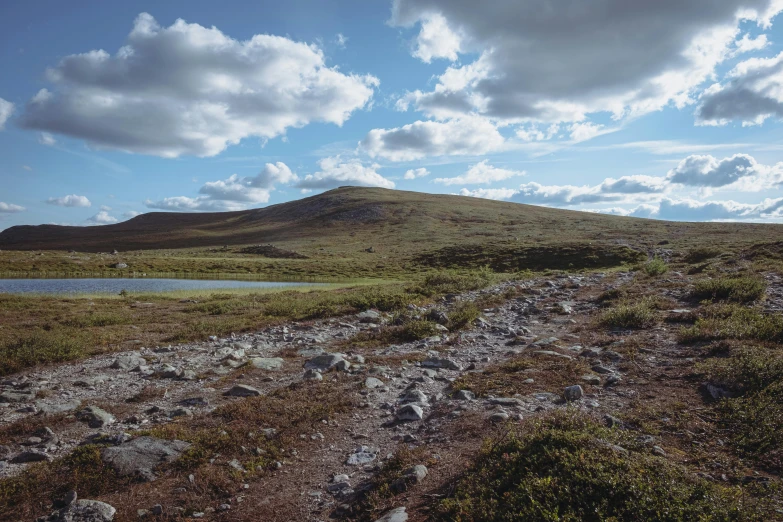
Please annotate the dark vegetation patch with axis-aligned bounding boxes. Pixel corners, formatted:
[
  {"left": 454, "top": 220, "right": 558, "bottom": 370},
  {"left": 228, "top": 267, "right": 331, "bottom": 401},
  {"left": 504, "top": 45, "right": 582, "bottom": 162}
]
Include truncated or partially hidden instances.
[
  {"left": 643, "top": 256, "right": 669, "bottom": 276},
  {"left": 678, "top": 304, "right": 783, "bottom": 344},
  {"left": 691, "top": 276, "right": 766, "bottom": 303},
  {"left": 684, "top": 247, "right": 722, "bottom": 264},
  {"left": 598, "top": 299, "right": 656, "bottom": 329},
  {"left": 451, "top": 354, "right": 591, "bottom": 398},
  {"left": 433, "top": 411, "right": 768, "bottom": 522},
  {"left": 237, "top": 244, "right": 308, "bottom": 259},
  {"left": 413, "top": 243, "right": 645, "bottom": 272},
  {"left": 703, "top": 346, "right": 783, "bottom": 473}
]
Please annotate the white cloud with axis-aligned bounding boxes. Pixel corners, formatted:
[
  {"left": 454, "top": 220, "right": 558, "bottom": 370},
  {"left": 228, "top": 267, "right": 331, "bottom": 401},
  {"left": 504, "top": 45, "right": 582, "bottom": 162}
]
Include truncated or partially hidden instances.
[
  {"left": 296, "top": 156, "right": 395, "bottom": 190},
  {"left": 361, "top": 116, "right": 505, "bottom": 161},
  {"left": 731, "top": 33, "right": 769, "bottom": 56},
  {"left": 46, "top": 194, "right": 92, "bottom": 207},
  {"left": 22, "top": 165, "right": 32, "bottom": 171},
  {"left": 0, "top": 98, "right": 14, "bottom": 129},
  {"left": 404, "top": 167, "right": 430, "bottom": 179},
  {"left": 0, "top": 202, "right": 25, "bottom": 213},
  {"left": 568, "top": 122, "right": 614, "bottom": 143},
  {"left": 122, "top": 210, "right": 142, "bottom": 219},
  {"left": 38, "top": 132, "right": 56, "bottom": 146},
  {"left": 391, "top": 0, "right": 782, "bottom": 123},
  {"left": 100, "top": 205, "right": 112, "bottom": 211},
  {"left": 697, "top": 50, "right": 783, "bottom": 126},
  {"left": 666, "top": 153, "right": 783, "bottom": 190},
  {"left": 603, "top": 197, "right": 783, "bottom": 221},
  {"left": 19, "top": 13, "right": 379, "bottom": 158},
  {"left": 458, "top": 187, "right": 519, "bottom": 200},
  {"left": 147, "top": 162, "right": 297, "bottom": 211},
  {"left": 336, "top": 33, "right": 348, "bottom": 48},
  {"left": 434, "top": 160, "right": 524, "bottom": 185},
  {"left": 85, "top": 210, "right": 118, "bottom": 225}
]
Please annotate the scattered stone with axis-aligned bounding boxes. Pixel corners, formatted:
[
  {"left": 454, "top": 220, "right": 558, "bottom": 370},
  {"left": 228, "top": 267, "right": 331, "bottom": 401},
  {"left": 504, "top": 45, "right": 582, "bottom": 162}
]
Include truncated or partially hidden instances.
[
  {"left": 400, "top": 389, "right": 428, "bottom": 404},
  {"left": 591, "top": 365, "right": 613, "bottom": 374},
  {"left": 303, "top": 369, "right": 323, "bottom": 381},
  {"left": 489, "top": 412, "right": 510, "bottom": 423},
  {"left": 392, "top": 464, "right": 428, "bottom": 491},
  {"left": 396, "top": 404, "right": 424, "bottom": 422},
  {"left": 109, "top": 355, "right": 145, "bottom": 371},
  {"left": 346, "top": 446, "right": 377, "bottom": 465},
  {"left": 489, "top": 397, "right": 522, "bottom": 407},
  {"left": 249, "top": 357, "right": 284, "bottom": 371},
  {"left": 304, "top": 354, "right": 348, "bottom": 372},
  {"left": 582, "top": 374, "right": 601, "bottom": 385},
  {"left": 10, "top": 450, "right": 52, "bottom": 463},
  {"left": 223, "top": 384, "right": 261, "bottom": 397},
  {"left": 454, "top": 389, "right": 475, "bottom": 401},
  {"left": 563, "top": 385, "right": 584, "bottom": 402},
  {"left": 36, "top": 499, "right": 116, "bottom": 522},
  {"left": 76, "top": 406, "right": 115, "bottom": 428},
  {"left": 374, "top": 507, "right": 408, "bottom": 522},
  {"left": 421, "top": 357, "right": 461, "bottom": 371},
  {"left": 36, "top": 399, "right": 82, "bottom": 415},
  {"left": 101, "top": 436, "right": 190, "bottom": 482},
  {"left": 365, "top": 377, "right": 385, "bottom": 389},
  {"left": 357, "top": 310, "right": 381, "bottom": 323},
  {"left": 0, "top": 390, "right": 36, "bottom": 403}
]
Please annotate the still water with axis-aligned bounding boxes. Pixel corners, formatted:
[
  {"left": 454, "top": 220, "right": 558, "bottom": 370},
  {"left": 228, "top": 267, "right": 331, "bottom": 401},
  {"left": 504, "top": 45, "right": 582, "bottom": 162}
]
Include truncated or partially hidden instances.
[{"left": 0, "top": 278, "right": 317, "bottom": 295}]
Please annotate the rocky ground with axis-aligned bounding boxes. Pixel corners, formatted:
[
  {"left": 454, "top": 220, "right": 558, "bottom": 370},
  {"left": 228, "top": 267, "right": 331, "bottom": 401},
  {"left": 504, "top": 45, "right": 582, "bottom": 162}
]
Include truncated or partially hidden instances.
[{"left": 1, "top": 267, "right": 780, "bottom": 521}]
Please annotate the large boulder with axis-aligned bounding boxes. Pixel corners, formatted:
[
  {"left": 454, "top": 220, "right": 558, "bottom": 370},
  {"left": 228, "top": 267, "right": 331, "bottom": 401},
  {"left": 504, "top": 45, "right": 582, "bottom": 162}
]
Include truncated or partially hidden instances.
[{"left": 100, "top": 436, "right": 190, "bottom": 482}]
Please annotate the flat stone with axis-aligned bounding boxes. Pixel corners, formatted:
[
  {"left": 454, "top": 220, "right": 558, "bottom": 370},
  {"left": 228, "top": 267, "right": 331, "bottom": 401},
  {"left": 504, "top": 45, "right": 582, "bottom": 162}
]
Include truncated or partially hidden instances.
[
  {"left": 400, "top": 389, "right": 428, "bottom": 404},
  {"left": 36, "top": 399, "right": 82, "bottom": 415},
  {"left": 77, "top": 406, "right": 115, "bottom": 428},
  {"left": 532, "top": 350, "right": 573, "bottom": 360},
  {"left": 36, "top": 499, "right": 116, "bottom": 522},
  {"left": 489, "top": 397, "right": 523, "bottom": 406},
  {"left": 490, "top": 412, "right": 510, "bottom": 423},
  {"left": 10, "top": 450, "right": 52, "bottom": 463},
  {"left": 581, "top": 374, "right": 601, "bottom": 385},
  {"left": 110, "top": 355, "right": 146, "bottom": 371},
  {"left": 365, "top": 377, "right": 385, "bottom": 389},
  {"left": 346, "top": 445, "right": 377, "bottom": 465},
  {"left": 0, "top": 390, "right": 36, "bottom": 403},
  {"left": 304, "top": 354, "right": 348, "bottom": 371},
  {"left": 454, "top": 389, "right": 475, "bottom": 401},
  {"left": 374, "top": 507, "right": 408, "bottom": 522},
  {"left": 101, "top": 436, "right": 190, "bottom": 482},
  {"left": 249, "top": 357, "right": 285, "bottom": 371},
  {"left": 224, "top": 384, "right": 262, "bottom": 397},
  {"left": 303, "top": 369, "right": 323, "bottom": 381},
  {"left": 421, "top": 357, "right": 461, "bottom": 371}
]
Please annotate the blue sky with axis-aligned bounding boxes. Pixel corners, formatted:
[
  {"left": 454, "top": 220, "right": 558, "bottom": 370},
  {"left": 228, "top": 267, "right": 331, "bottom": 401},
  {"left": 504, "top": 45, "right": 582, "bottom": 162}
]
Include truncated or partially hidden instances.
[{"left": 3, "top": 0, "right": 783, "bottom": 229}]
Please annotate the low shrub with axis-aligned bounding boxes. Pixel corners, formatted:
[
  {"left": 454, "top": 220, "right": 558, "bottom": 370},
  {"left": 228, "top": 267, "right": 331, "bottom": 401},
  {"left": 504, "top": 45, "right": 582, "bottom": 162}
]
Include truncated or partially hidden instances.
[
  {"left": 598, "top": 300, "right": 655, "bottom": 329},
  {"left": 678, "top": 304, "right": 783, "bottom": 344},
  {"left": 684, "top": 247, "right": 721, "bottom": 264},
  {"left": 692, "top": 276, "right": 765, "bottom": 303},
  {"left": 643, "top": 256, "right": 669, "bottom": 276}
]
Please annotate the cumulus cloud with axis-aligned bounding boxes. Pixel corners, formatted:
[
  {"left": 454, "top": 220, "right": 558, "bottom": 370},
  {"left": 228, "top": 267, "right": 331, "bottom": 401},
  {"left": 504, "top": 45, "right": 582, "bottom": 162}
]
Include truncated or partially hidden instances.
[
  {"left": 85, "top": 210, "right": 119, "bottom": 225},
  {"left": 434, "top": 160, "right": 524, "bottom": 185},
  {"left": 38, "top": 132, "right": 56, "bottom": 146},
  {"left": 458, "top": 187, "right": 519, "bottom": 200},
  {"left": 122, "top": 210, "right": 142, "bottom": 219},
  {"left": 0, "top": 98, "right": 13, "bottom": 129},
  {"left": 391, "top": 0, "right": 782, "bottom": 122},
  {"left": 296, "top": 156, "right": 395, "bottom": 190},
  {"left": 46, "top": 194, "right": 92, "bottom": 207},
  {"left": 19, "top": 13, "right": 378, "bottom": 158},
  {"left": 666, "top": 153, "right": 783, "bottom": 190},
  {"left": 598, "top": 197, "right": 783, "bottom": 221},
  {"left": 731, "top": 33, "right": 769, "bottom": 56},
  {"left": 696, "top": 50, "right": 783, "bottom": 126},
  {"left": 404, "top": 168, "right": 430, "bottom": 179},
  {"left": 0, "top": 202, "right": 25, "bottom": 213},
  {"left": 361, "top": 116, "right": 505, "bottom": 161},
  {"left": 147, "top": 162, "right": 297, "bottom": 211}
]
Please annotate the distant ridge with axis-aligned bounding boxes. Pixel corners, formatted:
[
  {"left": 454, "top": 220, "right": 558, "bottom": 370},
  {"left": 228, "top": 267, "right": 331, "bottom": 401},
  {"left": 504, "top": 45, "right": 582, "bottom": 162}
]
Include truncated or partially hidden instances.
[{"left": 0, "top": 187, "right": 778, "bottom": 252}]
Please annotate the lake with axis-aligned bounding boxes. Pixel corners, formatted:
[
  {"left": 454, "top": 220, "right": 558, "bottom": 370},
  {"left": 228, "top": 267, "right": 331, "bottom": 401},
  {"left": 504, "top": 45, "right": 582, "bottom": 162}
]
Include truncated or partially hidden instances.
[{"left": 0, "top": 278, "right": 319, "bottom": 295}]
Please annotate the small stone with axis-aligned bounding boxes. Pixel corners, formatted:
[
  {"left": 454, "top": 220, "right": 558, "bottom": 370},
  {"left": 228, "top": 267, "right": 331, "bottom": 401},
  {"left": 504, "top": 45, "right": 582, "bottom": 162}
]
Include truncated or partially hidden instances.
[
  {"left": 454, "top": 389, "right": 475, "bottom": 401},
  {"left": 110, "top": 354, "right": 146, "bottom": 371},
  {"left": 421, "top": 357, "right": 461, "bottom": 371},
  {"left": 396, "top": 404, "right": 424, "bottom": 421},
  {"left": 581, "top": 374, "right": 601, "bottom": 385},
  {"left": 374, "top": 507, "right": 408, "bottom": 522},
  {"left": 249, "top": 357, "right": 284, "bottom": 371},
  {"left": 489, "top": 412, "right": 510, "bottom": 423},
  {"left": 76, "top": 406, "right": 115, "bottom": 428},
  {"left": 365, "top": 377, "right": 384, "bottom": 389},
  {"left": 10, "top": 450, "right": 52, "bottom": 463},
  {"left": 563, "top": 385, "right": 584, "bottom": 402},
  {"left": 223, "top": 384, "right": 261, "bottom": 397},
  {"left": 346, "top": 446, "right": 377, "bottom": 465},
  {"left": 304, "top": 354, "right": 348, "bottom": 372},
  {"left": 303, "top": 369, "right": 323, "bottom": 381},
  {"left": 652, "top": 445, "right": 666, "bottom": 456}
]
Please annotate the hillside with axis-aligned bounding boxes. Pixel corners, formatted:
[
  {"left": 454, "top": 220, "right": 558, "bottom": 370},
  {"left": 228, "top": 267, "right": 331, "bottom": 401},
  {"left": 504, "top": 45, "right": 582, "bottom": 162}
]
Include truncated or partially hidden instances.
[{"left": 1, "top": 187, "right": 780, "bottom": 254}]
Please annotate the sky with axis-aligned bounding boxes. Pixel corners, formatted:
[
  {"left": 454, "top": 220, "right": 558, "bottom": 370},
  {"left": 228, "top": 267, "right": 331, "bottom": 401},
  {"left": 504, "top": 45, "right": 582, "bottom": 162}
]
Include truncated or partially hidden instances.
[{"left": 3, "top": 0, "right": 783, "bottom": 229}]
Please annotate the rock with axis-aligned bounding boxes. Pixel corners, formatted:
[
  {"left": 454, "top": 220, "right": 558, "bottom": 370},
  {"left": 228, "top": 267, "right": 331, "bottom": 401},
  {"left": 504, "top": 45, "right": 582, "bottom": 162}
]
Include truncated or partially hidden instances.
[
  {"left": 36, "top": 499, "right": 116, "bottom": 522},
  {"left": 169, "top": 407, "right": 192, "bottom": 418},
  {"left": 303, "top": 369, "right": 323, "bottom": 381},
  {"left": 563, "top": 385, "right": 584, "bottom": 402},
  {"left": 374, "top": 507, "right": 408, "bottom": 522},
  {"left": 10, "top": 450, "right": 52, "bottom": 463},
  {"left": 0, "top": 390, "right": 36, "bottom": 403},
  {"left": 249, "top": 357, "right": 284, "bottom": 371},
  {"left": 705, "top": 383, "right": 733, "bottom": 400},
  {"left": 101, "top": 436, "right": 190, "bottom": 482},
  {"left": 304, "top": 354, "right": 348, "bottom": 372},
  {"left": 365, "top": 377, "right": 385, "bottom": 389},
  {"left": 489, "top": 412, "right": 510, "bottom": 423},
  {"left": 532, "top": 350, "right": 573, "bottom": 360},
  {"left": 489, "top": 397, "right": 523, "bottom": 406},
  {"left": 77, "top": 406, "right": 115, "bottom": 428},
  {"left": 454, "top": 389, "right": 475, "bottom": 401},
  {"left": 109, "top": 355, "right": 145, "bottom": 371},
  {"left": 591, "top": 365, "right": 613, "bottom": 374},
  {"left": 155, "top": 364, "right": 182, "bottom": 379},
  {"left": 112, "top": 263, "right": 128, "bottom": 269},
  {"left": 396, "top": 404, "right": 424, "bottom": 422},
  {"left": 36, "top": 399, "right": 82, "bottom": 415},
  {"left": 603, "top": 414, "right": 623, "bottom": 428},
  {"left": 357, "top": 310, "right": 381, "bottom": 323},
  {"left": 224, "top": 384, "right": 262, "bottom": 397},
  {"left": 400, "top": 389, "right": 428, "bottom": 404},
  {"left": 392, "top": 464, "right": 428, "bottom": 492},
  {"left": 427, "top": 309, "right": 449, "bottom": 325},
  {"left": 346, "top": 446, "right": 377, "bottom": 465},
  {"left": 421, "top": 357, "right": 461, "bottom": 371},
  {"left": 581, "top": 374, "right": 601, "bottom": 385}
]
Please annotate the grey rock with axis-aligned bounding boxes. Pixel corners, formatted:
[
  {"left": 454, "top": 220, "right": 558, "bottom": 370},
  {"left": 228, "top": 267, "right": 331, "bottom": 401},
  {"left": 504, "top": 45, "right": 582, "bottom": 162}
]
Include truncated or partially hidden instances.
[
  {"left": 346, "top": 446, "right": 377, "bottom": 465},
  {"left": 374, "top": 507, "right": 408, "bottom": 522},
  {"left": 489, "top": 412, "right": 510, "bottom": 423},
  {"left": 36, "top": 499, "right": 116, "bottom": 522},
  {"left": 77, "top": 406, "right": 115, "bottom": 428},
  {"left": 224, "top": 384, "right": 261, "bottom": 397},
  {"left": 357, "top": 310, "right": 381, "bottom": 323},
  {"left": 249, "top": 357, "right": 284, "bottom": 371},
  {"left": 421, "top": 357, "right": 461, "bottom": 371},
  {"left": 0, "top": 390, "right": 36, "bottom": 403},
  {"left": 400, "top": 389, "right": 428, "bottom": 404},
  {"left": 581, "top": 374, "right": 601, "bottom": 385},
  {"left": 101, "top": 436, "right": 190, "bottom": 482},
  {"left": 36, "top": 399, "right": 82, "bottom": 415},
  {"left": 109, "top": 354, "right": 145, "bottom": 371},
  {"left": 489, "top": 397, "right": 522, "bottom": 406},
  {"left": 392, "top": 464, "right": 428, "bottom": 491},
  {"left": 155, "top": 364, "right": 182, "bottom": 379},
  {"left": 396, "top": 404, "right": 424, "bottom": 421},
  {"left": 591, "top": 365, "right": 613, "bottom": 374},
  {"left": 10, "top": 450, "right": 52, "bottom": 463},
  {"left": 303, "top": 369, "right": 323, "bottom": 381},
  {"left": 563, "top": 385, "right": 584, "bottom": 402},
  {"left": 365, "top": 377, "right": 384, "bottom": 389},
  {"left": 304, "top": 354, "right": 348, "bottom": 372},
  {"left": 454, "top": 389, "right": 475, "bottom": 401}
]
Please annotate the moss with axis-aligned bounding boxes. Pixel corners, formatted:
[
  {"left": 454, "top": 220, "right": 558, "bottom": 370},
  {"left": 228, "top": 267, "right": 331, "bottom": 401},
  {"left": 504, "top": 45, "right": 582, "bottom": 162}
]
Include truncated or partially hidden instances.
[
  {"left": 434, "top": 412, "right": 765, "bottom": 522},
  {"left": 692, "top": 276, "right": 766, "bottom": 303}
]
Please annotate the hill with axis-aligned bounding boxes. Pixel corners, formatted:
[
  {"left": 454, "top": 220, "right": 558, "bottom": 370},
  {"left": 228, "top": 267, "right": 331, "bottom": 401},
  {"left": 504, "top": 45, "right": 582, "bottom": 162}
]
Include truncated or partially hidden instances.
[{"left": 0, "top": 187, "right": 780, "bottom": 256}]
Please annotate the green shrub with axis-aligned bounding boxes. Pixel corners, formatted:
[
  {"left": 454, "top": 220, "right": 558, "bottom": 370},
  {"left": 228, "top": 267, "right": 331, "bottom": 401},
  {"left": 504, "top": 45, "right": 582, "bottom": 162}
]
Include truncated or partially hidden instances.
[
  {"left": 0, "top": 330, "right": 85, "bottom": 376},
  {"left": 599, "top": 300, "right": 655, "bottom": 329},
  {"left": 414, "top": 267, "right": 497, "bottom": 296},
  {"left": 448, "top": 301, "right": 482, "bottom": 330},
  {"left": 643, "top": 256, "right": 669, "bottom": 276},
  {"left": 692, "top": 276, "right": 765, "bottom": 303},
  {"left": 684, "top": 247, "right": 721, "bottom": 264},
  {"left": 679, "top": 304, "right": 783, "bottom": 344},
  {"left": 435, "top": 411, "right": 760, "bottom": 521}
]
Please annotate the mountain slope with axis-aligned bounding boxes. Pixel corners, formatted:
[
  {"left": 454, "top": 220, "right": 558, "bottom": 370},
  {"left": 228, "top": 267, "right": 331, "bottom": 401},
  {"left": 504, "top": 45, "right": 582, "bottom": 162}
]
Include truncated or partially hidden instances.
[{"left": 0, "top": 186, "right": 779, "bottom": 252}]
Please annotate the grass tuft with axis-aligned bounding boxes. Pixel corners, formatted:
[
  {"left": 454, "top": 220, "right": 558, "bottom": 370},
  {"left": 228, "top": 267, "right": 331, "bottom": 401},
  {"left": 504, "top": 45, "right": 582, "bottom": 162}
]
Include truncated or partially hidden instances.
[
  {"left": 598, "top": 300, "right": 655, "bottom": 329},
  {"left": 643, "top": 256, "right": 668, "bottom": 276}
]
